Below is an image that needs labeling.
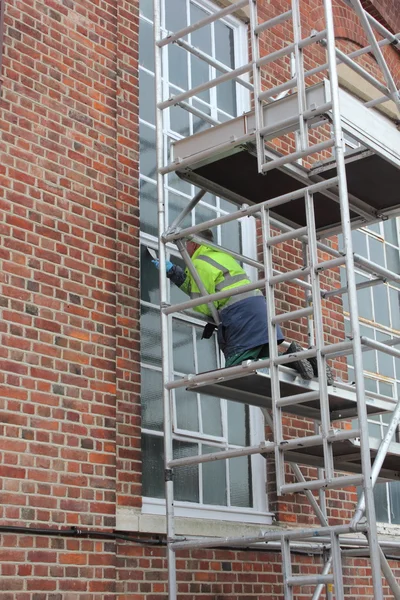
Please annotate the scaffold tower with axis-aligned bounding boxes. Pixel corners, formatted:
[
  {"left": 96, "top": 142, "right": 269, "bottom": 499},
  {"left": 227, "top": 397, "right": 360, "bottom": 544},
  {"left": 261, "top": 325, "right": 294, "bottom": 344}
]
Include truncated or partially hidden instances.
[{"left": 152, "top": 0, "right": 400, "bottom": 597}]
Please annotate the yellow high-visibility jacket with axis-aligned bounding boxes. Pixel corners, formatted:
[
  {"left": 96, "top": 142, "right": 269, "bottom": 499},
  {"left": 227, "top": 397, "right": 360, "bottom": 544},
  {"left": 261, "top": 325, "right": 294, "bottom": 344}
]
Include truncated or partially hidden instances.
[{"left": 179, "top": 244, "right": 252, "bottom": 317}]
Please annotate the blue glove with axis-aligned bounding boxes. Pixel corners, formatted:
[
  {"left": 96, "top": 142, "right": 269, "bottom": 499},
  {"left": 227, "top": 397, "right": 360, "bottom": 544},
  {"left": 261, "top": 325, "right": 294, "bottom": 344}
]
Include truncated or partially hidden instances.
[{"left": 152, "top": 259, "right": 174, "bottom": 273}]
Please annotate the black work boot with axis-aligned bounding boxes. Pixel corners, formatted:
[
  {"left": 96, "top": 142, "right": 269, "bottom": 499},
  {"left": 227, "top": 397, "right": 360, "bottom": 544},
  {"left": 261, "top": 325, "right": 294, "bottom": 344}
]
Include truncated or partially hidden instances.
[
  {"left": 282, "top": 341, "right": 314, "bottom": 380},
  {"left": 307, "top": 356, "right": 334, "bottom": 386}
]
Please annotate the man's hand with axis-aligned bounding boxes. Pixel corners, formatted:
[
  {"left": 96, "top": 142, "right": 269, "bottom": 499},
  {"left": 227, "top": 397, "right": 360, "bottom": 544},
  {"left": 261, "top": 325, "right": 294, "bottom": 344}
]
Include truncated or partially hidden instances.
[{"left": 152, "top": 259, "right": 174, "bottom": 274}]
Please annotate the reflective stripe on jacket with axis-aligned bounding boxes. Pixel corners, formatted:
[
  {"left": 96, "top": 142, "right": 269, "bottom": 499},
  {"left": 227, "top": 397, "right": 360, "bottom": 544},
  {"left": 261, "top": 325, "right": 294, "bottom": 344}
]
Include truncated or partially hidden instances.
[{"left": 180, "top": 244, "right": 256, "bottom": 318}]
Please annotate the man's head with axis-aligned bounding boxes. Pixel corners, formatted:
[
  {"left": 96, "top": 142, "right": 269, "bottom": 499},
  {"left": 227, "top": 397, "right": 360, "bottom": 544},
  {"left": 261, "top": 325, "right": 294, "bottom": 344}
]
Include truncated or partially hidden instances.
[{"left": 186, "top": 229, "right": 214, "bottom": 257}]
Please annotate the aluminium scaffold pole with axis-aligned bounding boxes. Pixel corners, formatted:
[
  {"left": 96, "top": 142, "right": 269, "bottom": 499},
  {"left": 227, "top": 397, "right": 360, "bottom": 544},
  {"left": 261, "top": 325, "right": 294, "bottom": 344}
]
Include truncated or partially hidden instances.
[
  {"left": 322, "top": 0, "right": 383, "bottom": 595},
  {"left": 153, "top": 0, "right": 177, "bottom": 597}
]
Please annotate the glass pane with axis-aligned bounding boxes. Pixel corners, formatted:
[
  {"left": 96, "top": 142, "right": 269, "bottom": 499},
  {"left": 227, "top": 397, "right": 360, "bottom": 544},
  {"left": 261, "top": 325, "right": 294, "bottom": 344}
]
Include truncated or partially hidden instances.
[
  {"left": 389, "top": 481, "right": 400, "bottom": 524},
  {"left": 200, "top": 394, "right": 222, "bottom": 437},
  {"left": 172, "top": 319, "right": 195, "bottom": 374},
  {"left": 352, "top": 230, "right": 367, "bottom": 257},
  {"left": 141, "top": 244, "right": 160, "bottom": 304},
  {"left": 355, "top": 274, "right": 373, "bottom": 320},
  {"left": 227, "top": 401, "right": 248, "bottom": 446},
  {"left": 167, "top": 137, "right": 192, "bottom": 193},
  {"left": 169, "top": 100, "right": 190, "bottom": 137},
  {"left": 379, "top": 380, "right": 394, "bottom": 398},
  {"left": 142, "top": 434, "right": 164, "bottom": 498},
  {"left": 175, "top": 386, "right": 199, "bottom": 432},
  {"left": 373, "top": 482, "right": 389, "bottom": 522},
  {"left": 369, "top": 422, "right": 382, "bottom": 439},
  {"left": 139, "top": 123, "right": 156, "bottom": 180},
  {"left": 390, "top": 288, "right": 400, "bottom": 330},
  {"left": 216, "top": 71, "right": 236, "bottom": 116},
  {"left": 141, "top": 368, "right": 163, "bottom": 431},
  {"left": 140, "top": 179, "right": 158, "bottom": 236},
  {"left": 367, "top": 222, "right": 381, "bottom": 235},
  {"left": 195, "top": 203, "right": 217, "bottom": 228},
  {"left": 139, "top": 69, "right": 155, "bottom": 124},
  {"left": 168, "top": 44, "right": 188, "bottom": 89},
  {"left": 221, "top": 219, "right": 242, "bottom": 255},
  {"left": 369, "top": 237, "right": 385, "bottom": 266},
  {"left": 173, "top": 440, "right": 199, "bottom": 502},
  {"left": 364, "top": 377, "right": 377, "bottom": 394},
  {"left": 386, "top": 245, "right": 400, "bottom": 274},
  {"left": 190, "top": 55, "right": 210, "bottom": 103},
  {"left": 165, "top": 0, "right": 187, "bottom": 33},
  {"left": 168, "top": 191, "right": 192, "bottom": 230},
  {"left": 229, "top": 456, "right": 252, "bottom": 507},
  {"left": 139, "top": 19, "right": 155, "bottom": 71},
  {"left": 190, "top": 4, "right": 212, "bottom": 54},
  {"left": 202, "top": 192, "right": 216, "bottom": 207},
  {"left": 202, "top": 445, "right": 227, "bottom": 506},
  {"left": 373, "top": 285, "right": 390, "bottom": 327},
  {"left": 359, "top": 325, "right": 376, "bottom": 373},
  {"left": 192, "top": 100, "right": 212, "bottom": 135},
  {"left": 196, "top": 329, "right": 218, "bottom": 372},
  {"left": 377, "top": 349, "right": 394, "bottom": 378},
  {"left": 140, "top": 0, "right": 153, "bottom": 20},
  {"left": 141, "top": 306, "right": 162, "bottom": 367},
  {"left": 383, "top": 218, "right": 398, "bottom": 245},
  {"left": 215, "top": 21, "right": 235, "bottom": 67}
]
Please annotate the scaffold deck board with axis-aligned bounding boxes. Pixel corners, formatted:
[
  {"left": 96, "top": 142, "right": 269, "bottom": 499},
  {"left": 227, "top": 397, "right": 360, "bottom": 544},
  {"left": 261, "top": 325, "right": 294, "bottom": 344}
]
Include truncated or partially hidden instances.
[
  {"left": 173, "top": 82, "right": 400, "bottom": 232},
  {"left": 283, "top": 437, "right": 400, "bottom": 481},
  {"left": 186, "top": 366, "right": 396, "bottom": 421}
]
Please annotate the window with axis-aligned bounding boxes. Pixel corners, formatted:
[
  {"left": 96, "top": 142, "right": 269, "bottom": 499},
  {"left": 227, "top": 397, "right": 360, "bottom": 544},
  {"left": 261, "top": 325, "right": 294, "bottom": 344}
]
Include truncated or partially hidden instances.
[
  {"left": 341, "top": 219, "right": 400, "bottom": 524},
  {"left": 139, "top": 0, "right": 268, "bottom": 521}
]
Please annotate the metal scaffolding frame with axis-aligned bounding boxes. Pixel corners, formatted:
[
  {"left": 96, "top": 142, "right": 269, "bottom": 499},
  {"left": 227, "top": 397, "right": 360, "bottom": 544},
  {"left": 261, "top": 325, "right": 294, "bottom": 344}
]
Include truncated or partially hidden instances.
[{"left": 153, "top": 0, "right": 400, "bottom": 597}]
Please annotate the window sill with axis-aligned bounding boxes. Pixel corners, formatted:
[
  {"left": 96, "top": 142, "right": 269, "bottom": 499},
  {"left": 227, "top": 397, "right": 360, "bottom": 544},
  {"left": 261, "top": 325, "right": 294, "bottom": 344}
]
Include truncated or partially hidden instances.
[{"left": 116, "top": 500, "right": 273, "bottom": 537}]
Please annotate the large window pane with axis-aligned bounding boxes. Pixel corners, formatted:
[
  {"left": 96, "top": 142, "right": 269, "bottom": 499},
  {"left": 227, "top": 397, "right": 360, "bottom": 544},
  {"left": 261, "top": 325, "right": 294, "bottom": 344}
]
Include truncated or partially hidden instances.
[
  {"left": 142, "top": 434, "right": 164, "bottom": 498},
  {"left": 202, "top": 445, "right": 227, "bottom": 505},
  {"left": 373, "top": 482, "right": 389, "bottom": 522},
  {"left": 141, "top": 306, "right": 162, "bottom": 367},
  {"left": 139, "top": 69, "right": 155, "bottom": 125},
  {"left": 373, "top": 285, "right": 390, "bottom": 327},
  {"left": 383, "top": 218, "right": 398, "bottom": 245},
  {"left": 173, "top": 440, "right": 199, "bottom": 502},
  {"left": 141, "top": 244, "right": 160, "bottom": 304},
  {"left": 200, "top": 395, "right": 222, "bottom": 437},
  {"left": 165, "top": 0, "right": 187, "bottom": 32},
  {"left": 228, "top": 401, "right": 248, "bottom": 446},
  {"left": 172, "top": 320, "right": 196, "bottom": 374},
  {"left": 175, "top": 386, "right": 199, "bottom": 432},
  {"left": 140, "top": 179, "right": 158, "bottom": 236},
  {"left": 139, "top": 19, "right": 155, "bottom": 71},
  {"left": 229, "top": 456, "right": 252, "bottom": 507},
  {"left": 191, "top": 55, "right": 210, "bottom": 103},
  {"left": 389, "top": 482, "right": 400, "bottom": 524},
  {"left": 168, "top": 44, "right": 188, "bottom": 89},
  {"left": 190, "top": 4, "right": 212, "bottom": 54},
  {"left": 142, "top": 368, "right": 163, "bottom": 431},
  {"left": 196, "top": 329, "right": 218, "bottom": 373},
  {"left": 140, "top": 123, "right": 156, "bottom": 180}
]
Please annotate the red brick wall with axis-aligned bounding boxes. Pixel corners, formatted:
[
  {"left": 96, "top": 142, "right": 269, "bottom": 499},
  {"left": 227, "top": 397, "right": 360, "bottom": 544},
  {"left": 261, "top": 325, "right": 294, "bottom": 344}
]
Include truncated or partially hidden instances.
[{"left": 0, "top": 0, "right": 399, "bottom": 597}]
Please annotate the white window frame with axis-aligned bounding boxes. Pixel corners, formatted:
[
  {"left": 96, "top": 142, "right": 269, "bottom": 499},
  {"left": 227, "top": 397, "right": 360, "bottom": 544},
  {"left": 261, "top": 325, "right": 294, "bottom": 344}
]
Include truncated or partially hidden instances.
[{"left": 138, "top": 0, "right": 272, "bottom": 524}]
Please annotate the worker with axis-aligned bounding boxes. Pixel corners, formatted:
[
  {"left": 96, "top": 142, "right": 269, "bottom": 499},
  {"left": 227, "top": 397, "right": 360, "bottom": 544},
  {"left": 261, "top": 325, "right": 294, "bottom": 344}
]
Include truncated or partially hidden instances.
[{"left": 153, "top": 229, "right": 325, "bottom": 380}]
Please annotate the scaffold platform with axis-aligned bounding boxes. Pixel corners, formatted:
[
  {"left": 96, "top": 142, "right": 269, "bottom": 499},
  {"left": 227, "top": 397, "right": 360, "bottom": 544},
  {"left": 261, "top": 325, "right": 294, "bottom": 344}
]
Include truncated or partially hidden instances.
[
  {"left": 186, "top": 366, "right": 397, "bottom": 421},
  {"left": 172, "top": 82, "right": 400, "bottom": 233}
]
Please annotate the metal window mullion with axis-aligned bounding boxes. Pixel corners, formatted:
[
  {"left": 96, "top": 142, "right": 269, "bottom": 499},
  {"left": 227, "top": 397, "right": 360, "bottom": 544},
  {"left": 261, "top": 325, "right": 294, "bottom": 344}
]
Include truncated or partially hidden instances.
[
  {"left": 261, "top": 206, "right": 285, "bottom": 492},
  {"left": 322, "top": 0, "right": 383, "bottom": 595},
  {"left": 154, "top": 0, "right": 176, "bottom": 596}
]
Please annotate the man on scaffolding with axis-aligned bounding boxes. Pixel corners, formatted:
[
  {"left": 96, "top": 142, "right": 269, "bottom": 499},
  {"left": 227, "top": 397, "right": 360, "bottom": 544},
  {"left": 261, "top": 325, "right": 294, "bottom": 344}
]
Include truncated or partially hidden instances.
[{"left": 153, "top": 229, "right": 332, "bottom": 382}]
